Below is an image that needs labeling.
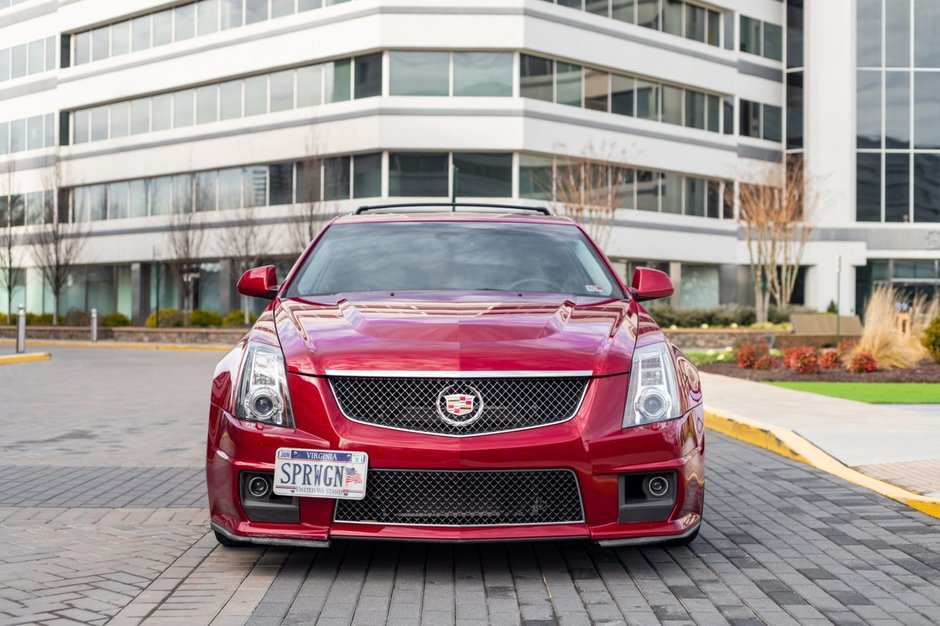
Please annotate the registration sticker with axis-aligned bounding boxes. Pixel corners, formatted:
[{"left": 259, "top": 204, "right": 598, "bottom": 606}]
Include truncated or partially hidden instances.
[
  {"left": 585, "top": 285, "right": 605, "bottom": 293},
  {"left": 273, "top": 448, "right": 369, "bottom": 500}
]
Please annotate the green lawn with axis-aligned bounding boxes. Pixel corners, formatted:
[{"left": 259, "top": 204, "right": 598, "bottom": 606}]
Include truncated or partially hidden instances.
[{"left": 767, "top": 382, "right": 940, "bottom": 404}]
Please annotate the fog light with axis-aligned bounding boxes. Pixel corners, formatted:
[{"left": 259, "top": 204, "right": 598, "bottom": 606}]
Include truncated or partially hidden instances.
[
  {"left": 247, "top": 476, "right": 270, "bottom": 498},
  {"left": 646, "top": 475, "right": 670, "bottom": 498}
]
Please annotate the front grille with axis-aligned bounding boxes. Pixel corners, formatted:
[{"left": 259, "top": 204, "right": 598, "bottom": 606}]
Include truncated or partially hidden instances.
[
  {"left": 334, "top": 469, "right": 584, "bottom": 526},
  {"left": 329, "top": 376, "right": 588, "bottom": 436}
]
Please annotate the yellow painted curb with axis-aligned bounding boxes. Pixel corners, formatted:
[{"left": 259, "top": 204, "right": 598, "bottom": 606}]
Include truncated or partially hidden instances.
[
  {"left": 0, "top": 339, "right": 229, "bottom": 352},
  {"left": 705, "top": 409, "right": 940, "bottom": 520},
  {"left": 0, "top": 352, "right": 52, "bottom": 365}
]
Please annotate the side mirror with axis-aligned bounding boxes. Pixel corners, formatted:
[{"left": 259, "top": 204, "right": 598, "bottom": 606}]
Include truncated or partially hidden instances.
[
  {"left": 631, "top": 267, "right": 674, "bottom": 301},
  {"left": 237, "top": 265, "right": 279, "bottom": 300}
]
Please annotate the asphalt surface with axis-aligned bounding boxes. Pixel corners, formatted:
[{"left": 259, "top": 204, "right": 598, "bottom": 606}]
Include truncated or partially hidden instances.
[{"left": 0, "top": 346, "right": 938, "bottom": 625}]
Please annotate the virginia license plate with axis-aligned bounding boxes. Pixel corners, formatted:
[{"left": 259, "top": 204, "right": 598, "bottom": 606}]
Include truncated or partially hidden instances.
[{"left": 273, "top": 448, "right": 369, "bottom": 500}]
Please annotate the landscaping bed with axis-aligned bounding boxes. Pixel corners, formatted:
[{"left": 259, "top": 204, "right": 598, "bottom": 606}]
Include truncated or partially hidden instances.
[{"left": 700, "top": 359, "right": 940, "bottom": 383}]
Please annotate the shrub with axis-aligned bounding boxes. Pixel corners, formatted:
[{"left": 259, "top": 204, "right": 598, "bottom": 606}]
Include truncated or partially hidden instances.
[
  {"left": 188, "top": 309, "right": 223, "bottom": 327},
  {"left": 819, "top": 350, "right": 843, "bottom": 370},
  {"left": 735, "top": 341, "right": 768, "bottom": 369},
  {"left": 145, "top": 308, "right": 184, "bottom": 328},
  {"left": 853, "top": 286, "right": 931, "bottom": 369},
  {"left": 922, "top": 315, "right": 940, "bottom": 363},
  {"left": 848, "top": 351, "right": 878, "bottom": 374},
  {"left": 646, "top": 304, "right": 756, "bottom": 329},
  {"left": 0, "top": 312, "right": 6, "bottom": 325},
  {"left": 826, "top": 300, "right": 839, "bottom": 314},
  {"left": 754, "top": 354, "right": 780, "bottom": 370},
  {"left": 102, "top": 312, "right": 131, "bottom": 327},
  {"left": 26, "top": 313, "right": 54, "bottom": 325},
  {"left": 64, "top": 309, "right": 91, "bottom": 326},
  {"left": 222, "top": 310, "right": 257, "bottom": 327},
  {"left": 785, "top": 347, "right": 820, "bottom": 374}
]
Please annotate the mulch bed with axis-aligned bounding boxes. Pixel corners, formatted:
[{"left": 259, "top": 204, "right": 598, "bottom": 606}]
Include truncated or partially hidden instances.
[{"left": 699, "top": 359, "right": 940, "bottom": 383}]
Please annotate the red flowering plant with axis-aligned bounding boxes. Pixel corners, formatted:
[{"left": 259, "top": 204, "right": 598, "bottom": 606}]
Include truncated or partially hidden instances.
[
  {"left": 735, "top": 341, "right": 769, "bottom": 369},
  {"left": 819, "top": 350, "right": 842, "bottom": 370},
  {"left": 785, "top": 347, "right": 820, "bottom": 374},
  {"left": 848, "top": 351, "right": 878, "bottom": 374},
  {"left": 754, "top": 354, "right": 781, "bottom": 370}
]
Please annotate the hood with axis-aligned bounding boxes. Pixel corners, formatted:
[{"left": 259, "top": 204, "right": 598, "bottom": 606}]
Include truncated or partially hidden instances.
[{"left": 274, "top": 292, "right": 638, "bottom": 377}]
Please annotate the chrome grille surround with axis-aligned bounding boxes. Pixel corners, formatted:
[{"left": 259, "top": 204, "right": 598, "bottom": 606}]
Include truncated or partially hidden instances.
[
  {"left": 327, "top": 371, "right": 590, "bottom": 436},
  {"left": 333, "top": 469, "right": 584, "bottom": 526}
]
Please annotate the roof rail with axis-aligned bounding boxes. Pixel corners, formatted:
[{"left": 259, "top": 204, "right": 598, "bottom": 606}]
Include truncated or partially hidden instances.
[{"left": 354, "top": 202, "right": 553, "bottom": 216}]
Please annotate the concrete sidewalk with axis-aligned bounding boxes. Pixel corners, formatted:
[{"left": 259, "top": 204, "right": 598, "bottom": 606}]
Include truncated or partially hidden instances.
[{"left": 701, "top": 372, "right": 940, "bottom": 500}]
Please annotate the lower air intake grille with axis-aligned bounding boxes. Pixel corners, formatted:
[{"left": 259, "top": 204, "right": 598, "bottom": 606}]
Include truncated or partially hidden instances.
[{"left": 334, "top": 469, "right": 584, "bottom": 526}]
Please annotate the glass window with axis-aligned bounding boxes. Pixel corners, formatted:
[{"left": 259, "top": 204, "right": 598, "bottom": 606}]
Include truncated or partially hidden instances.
[
  {"left": 707, "top": 180, "right": 720, "bottom": 218},
  {"left": 661, "top": 171, "right": 681, "bottom": 213},
  {"left": 858, "top": 0, "right": 883, "bottom": 67},
  {"left": 296, "top": 159, "right": 322, "bottom": 203},
  {"left": 662, "top": 0, "right": 683, "bottom": 37},
  {"left": 584, "top": 70, "right": 609, "bottom": 112},
  {"left": 325, "top": 59, "right": 351, "bottom": 102},
  {"left": 25, "top": 115, "right": 41, "bottom": 150},
  {"left": 108, "top": 182, "right": 129, "bottom": 220},
  {"left": 297, "top": 65, "right": 323, "bottom": 106},
  {"left": 885, "top": 0, "right": 910, "bottom": 67},
  {"left": 151, "top": 176, "right": 173, "bottom": 215},
  {"left": 176, "top": 4, "right": 196, "bottom": 40},
  {"left": 91, "top": 27, "right": 109, "bottom": 62},
  {"left": 27, "top": 39, "right": 44, "bottom": 74},
  {"left": 174, "top": 90, "right": 195, "bottom": 128},
  {"left": 556, "top": 62, "right": 582, "bottom": 107},
  {"left": 88, "top": 185, "right": 107, "bottom": 221},
  {"left": 270, "top": 70, "right": 295, "bottom": 112},
  {"left": 519, "top": 154, "right": 553, "bottom": 200},
  {"left": 221, "top": 0, "right": 244, "bottom": 29},
  {"left": 885, "top": 153, "right": 910, "bottom": 221},
  {"left": 684, "top": 90, "right": 705, "bottom": 129},
  {"left": 885, "top": 72, "right": 910, "bottom": 148},
  {"left": 246, "top": 0, "right": 269, "bottom": 24},
  {"left": 636, "top": 80, "right": 659, "bottom": 120},
  {"left": 763, "top": 104, "right": 782, "bottom": 142},
  {"left": 685, "top": 3, "right": 705, "bottom": 42},
  {"left": 198, "top": 0, "right": 220, "bottom": 35},
  {"left": 763, "top": 23, "right": 782, "bottom": 61},
  {"left": 153, "top": 10, "right": 173, "bottom": 46},
  {"left": 299, "top": 0, "right": 323, "bottom": 11},
  {"left": 787, "top": 1, "right": 803, "bottom": 68},
  {"left": 636, "top": 170, "right": 660, "bottom": 212},
  {"left": 612, "top": 166, "right": 634, "bottom": 209},
  {"left": 219, "top": 168, "right": 243, "bottom": 209},
  {"left": 520, "top": 55, "right": 553, "bottom": 102},
  {"left": 0, "top": 121, "right": 7, "bottom": 154},
  {"left": 111, "top": 21, "right": 130, "bottom": 56},
  {"left": 353, "top": 153, "right": 382, "bottom": 198},
  {"left": 354, "top": 53, "right": 382, "bottom": 98},
  {"left": 855, "top": 153, "right": 881, "bottom": 222},
  {"left": 9, "top": 194, "right": 24, "bottom": 226},
  {"left": 73, "top": 110, "right": 90, "bottom": 144},
  {"left": 129, "top": 180, "right": 148, "bottom": 217},
  {"left": 220, "top": 80, "right": 243, "bottom": 119},
  {"left": 324, "top": 157, "right": 350, "bottom": 200},
  {"left": 173, "top": 174, "right": 194, "bottom": 213},
  {"left": 707, "top": 10, "right": 720, "bottom": 47},
  {"left": 244, "top": 75, "right": 268, "bottom": 116},
  {"left": 11, "top": 44, "right": 25, "bottom": 79},
  {"left": 74, "top": 32, "right": 90, "bottom": 65},
  {"left": 611, "top": 74, "right": 634, "bottom": 116},
  {"left": 706, "top": 94, "right": 719, "bottom": 132},
  {"left": 131, "top": 15, "right": 151, "bottom": 52},
  {"left": 787, "top": 72, "right": 803, "bottom": 149},
  {"left": 90, "top": 106, "right": 109, "bottom": 141},
  {"left": 272, "top": 0, "right": 295, "bottom": 18},
  {"left": 152, "top": 94, "right": 172, "bottom": 131},
  {"left": 915, "top": 71, "right": 940, "bottom": 148},
  {"left": 586, "top": 0, "right": 609, "bottom": 16},
  {"left": 194, "top": 171, "right": 218, "bottom": 211},
  {"left": 44, "top": 113, "right": 54, "bottom": 147},
  {"left": 661, "top": 85, "right": 682, "bottom": 125},
  {"left": 637, "top": 0, "right": 658, "bottom": 29},
  {"left": 389, "top": 152, "right": 448, "bottom": 196},
  {"left": 197, "top": 85, "right": 218, "bottom": 124},
  {"left": 723, "top": 95, "right": 734, "bottom": 135},
  {"left": 685, "top": 177, "right": 705, "bottom": 216},
  {"left": 269, "top": 163, "right": 294, "bottom": 205},
  {"left": 390, "top": 51, "right": 449, "bottom": 96},
  {"left": 454, "top": 52, "right": 512, "bottom": 97},
  {"left": 110, "top": 102, "right": 129, "bottom": 139},
  {"left": 453, "top": 153, "right": 511, "bottom": 197},
  {"left": 243, "top": 166, "right": 268, "bottom": 207},
  {"left": 740, "top": 99, "right": 761, "bottom": 138},
  {"left": 9, "top": 119, "right": 25, "bottom": 152},
  {"left": 612, "top": 0, "right": 635, "bottom": 24},
  {"left": 915, "top": 0, "right": 940, "bottom": 67},
  {"left": 914, "top": 154, "right": 940, "bottom": 222},
  {"left": 24, "top": 191, "right": 40, "bottom": 225},
  {"left": 0, "top": 48, "right": 9, "bottom": 81},
  {"left": 740, "top": 16, "right": 761, "bottom": 55}
]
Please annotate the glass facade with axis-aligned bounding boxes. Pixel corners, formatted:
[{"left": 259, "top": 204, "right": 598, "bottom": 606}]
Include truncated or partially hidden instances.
[
  {"left": 0, "top": 36, "right": 55, "bottom": 83},
  {"left": 0, "top": 114, "right": 55, "bottom": 155},
  {"left": 856, "top": 0, "right": 940, "bottom": 222},
  {"left": 739, "top": 15, "right": 783, "bottom": 62}
]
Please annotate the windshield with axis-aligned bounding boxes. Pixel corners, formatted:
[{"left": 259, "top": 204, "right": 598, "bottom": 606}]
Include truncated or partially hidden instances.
[{"left": 286, "top": 221, "right": 624, "bottom": 298}]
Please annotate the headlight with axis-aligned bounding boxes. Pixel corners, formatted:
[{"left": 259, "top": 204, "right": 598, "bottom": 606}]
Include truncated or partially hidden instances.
[
  {"left": 234, "top": 343, "right": 294, "bottom": 427},
  {"left": 623, "top": 342, "right": 681, "bottom": 428}
]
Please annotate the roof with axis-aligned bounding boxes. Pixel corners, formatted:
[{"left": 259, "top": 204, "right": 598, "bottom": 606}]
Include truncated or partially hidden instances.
[{"left": 332, "top": 211, "right": 578, "bottom": 226}]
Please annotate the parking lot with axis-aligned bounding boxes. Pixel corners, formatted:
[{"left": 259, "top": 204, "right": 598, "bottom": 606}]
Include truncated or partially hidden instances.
[{"left": 1, "top": 346, "right": 938, "bottom": 625}]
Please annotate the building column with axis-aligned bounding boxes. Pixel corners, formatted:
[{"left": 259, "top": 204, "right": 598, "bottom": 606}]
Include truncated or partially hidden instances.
[{"left": 130, "top": 263, "right": 151, "bottom": 325}]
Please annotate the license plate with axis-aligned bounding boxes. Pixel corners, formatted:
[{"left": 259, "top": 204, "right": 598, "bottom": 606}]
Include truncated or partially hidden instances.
[{"left": 273, "top": 448, "right": 369, "bottom": 500}]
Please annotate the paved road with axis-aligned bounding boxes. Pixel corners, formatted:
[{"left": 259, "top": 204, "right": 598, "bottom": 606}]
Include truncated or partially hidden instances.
[{"left": 0, "top": 347, "right": 939, "bottom": 625}]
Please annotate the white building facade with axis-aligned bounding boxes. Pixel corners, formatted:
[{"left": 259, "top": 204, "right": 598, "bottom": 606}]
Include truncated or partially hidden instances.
[{"left": 0, "top": 0, "right": 937, "bottom": 322}]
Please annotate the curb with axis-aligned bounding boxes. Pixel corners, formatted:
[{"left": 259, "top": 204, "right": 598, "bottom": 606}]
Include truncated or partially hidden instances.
[
  {"left": 0, "top": 352, "right": 52, "bottom": 366},
  {"left": 0, "top": 339, "right": 229, "bottom": 352},
  {"left": 705, "top": 409, "right": 940, "bottom": 520}
]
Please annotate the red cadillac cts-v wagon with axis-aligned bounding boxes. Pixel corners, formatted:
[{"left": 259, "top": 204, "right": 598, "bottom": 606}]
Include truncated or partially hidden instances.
[{"left": 206, "top": 204, "right": 705, "bottom": 548}]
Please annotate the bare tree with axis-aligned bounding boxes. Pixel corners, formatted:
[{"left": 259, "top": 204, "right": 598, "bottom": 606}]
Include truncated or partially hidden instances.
[
  {"left": 216, "top": 205, "right": 273, "bottom": 323},
  {"left": 734, "top": 157, "right": 816, "bottom": 323},
  {"left": 32, "top": 163, "right": 87, "bottom": 325},
  {"left": 0, "top": 164, "right": 20, "bottom": 321},
  {"left": 289, "top": 133, "right": 328, "bottom": 254},
  {"left": 166, "top": 182, "right": 206, "bottom": 315}
]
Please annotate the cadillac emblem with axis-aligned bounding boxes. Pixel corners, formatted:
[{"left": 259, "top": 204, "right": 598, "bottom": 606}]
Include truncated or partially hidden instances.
[{"left": 437, "top": 386, "right": 484, "bottom": 427}]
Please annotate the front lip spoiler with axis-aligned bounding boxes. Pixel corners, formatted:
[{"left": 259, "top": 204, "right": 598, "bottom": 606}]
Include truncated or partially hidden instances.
[
  {"left": 595, "top": 521, "right": 701, "bottom": 548},
  {"left": 211, "top": 522, "right": 331, "bottom": 548}
]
